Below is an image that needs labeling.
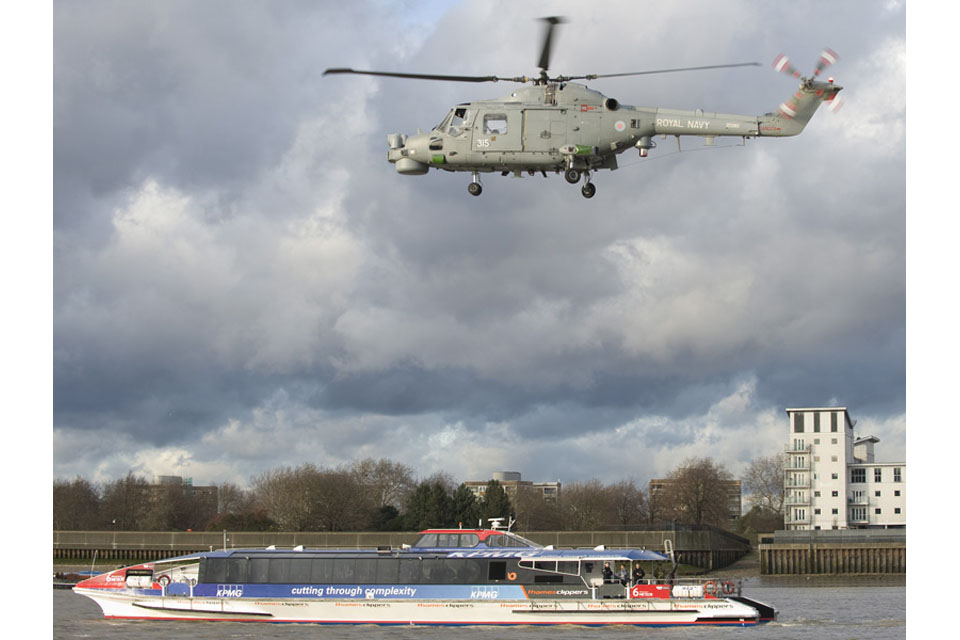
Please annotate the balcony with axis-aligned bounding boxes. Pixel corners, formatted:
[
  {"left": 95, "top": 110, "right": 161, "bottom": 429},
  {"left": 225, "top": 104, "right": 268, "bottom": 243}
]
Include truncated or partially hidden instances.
[
  {"left": 784, "top": 479, "right": 811, "bottom": 489},
  {"left": 784, "top": 444, "right": 813, "bottom": 454}
]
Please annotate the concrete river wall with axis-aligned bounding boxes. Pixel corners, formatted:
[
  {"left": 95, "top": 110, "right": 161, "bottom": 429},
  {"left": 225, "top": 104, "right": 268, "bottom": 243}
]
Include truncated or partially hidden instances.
[
  {"left": 53, "top": 527, "right": 750, "bottom": 571},
  {"left": 759, "top": 530, "right": 905, "bottom": 575}
]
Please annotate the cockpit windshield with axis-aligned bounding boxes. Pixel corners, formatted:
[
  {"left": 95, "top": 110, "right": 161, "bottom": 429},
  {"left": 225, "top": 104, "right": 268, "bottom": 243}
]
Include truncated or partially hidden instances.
[{"left": 435, "top": 107, "right": 473, "bottom": 136}]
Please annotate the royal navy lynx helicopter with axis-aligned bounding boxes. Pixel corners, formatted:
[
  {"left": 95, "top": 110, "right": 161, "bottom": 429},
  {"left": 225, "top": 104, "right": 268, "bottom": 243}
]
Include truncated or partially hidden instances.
[{"left": 324, "top": 17, "right": 842, "bottom": 198}]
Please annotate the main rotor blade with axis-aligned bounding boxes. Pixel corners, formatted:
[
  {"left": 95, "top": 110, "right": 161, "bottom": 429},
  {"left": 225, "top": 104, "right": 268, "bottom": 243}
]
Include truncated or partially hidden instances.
[
  {"left": 323, "top": 68, "right": 515, "bottom": 83},
  {"left": 568, "top": 62, "right": 761, "bottom": 81},
  {"left": 537, "top": 16, "right": 567, "bottom": 72}
]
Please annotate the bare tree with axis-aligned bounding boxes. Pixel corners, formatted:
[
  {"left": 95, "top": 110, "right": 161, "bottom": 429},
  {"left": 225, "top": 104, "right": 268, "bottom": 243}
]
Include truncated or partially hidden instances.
[
  {"left": 251, "top": 465, "right": 317, "bottom": 530},
  {"left": 100, "top": 473, "right": 151, "bottom": 530},
  {"left": 512, "top": 485, "right": 562, "bottom": 531},
  {"left": 659, "top": 457, "right": 735, "bottom": 527},
  {"left": 560, "top": 479, "right": 613, "bottom": 530},
  {"left": 349, "top": 458, "right": 416, "bottom": 510},
  {"left": 608, "top": 479, "right": 648, "bottom": 527},
  {"left": 53, "top": 476, "right": 101, "bottom": 530},
  {"left": 742, "top": 453, "right": 785, "bottom": 516}
]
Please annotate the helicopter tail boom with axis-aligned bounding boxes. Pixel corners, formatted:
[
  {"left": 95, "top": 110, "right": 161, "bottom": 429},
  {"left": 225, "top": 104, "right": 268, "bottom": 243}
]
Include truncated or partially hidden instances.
[{"left": 757, "top": 78, "right": 842, "bottom": 137}]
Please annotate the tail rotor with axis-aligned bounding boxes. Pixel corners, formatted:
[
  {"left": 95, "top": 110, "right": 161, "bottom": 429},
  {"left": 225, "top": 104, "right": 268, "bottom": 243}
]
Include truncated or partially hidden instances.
[{"left": 772, "top": 48, "right": 843, "bottom": 119}]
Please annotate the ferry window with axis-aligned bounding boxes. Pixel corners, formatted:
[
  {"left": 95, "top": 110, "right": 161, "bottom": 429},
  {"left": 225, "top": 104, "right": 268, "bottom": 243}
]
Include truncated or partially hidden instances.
[
  {"left": 416, "top": 533, "right": 437, "bottom": 547},
  {"left": 488, "top": 561, "right": 507, "bottom": 581},
  {"left": 421, "top": 559, "right": 453, "bottom": 583},
  {"left": 437, "top": 533, "right": 457, "bottom": 547},
  {"left": 354, "top": 559, "right": 378, "bottom": 584},
  {"left": 398, "top": 559, "right": 421, "bottom": 584},
  {"left": 226, "top": 558, "right": 248, "bottom": 583},
  {"left": 557, "top": 561, "right": 579, "bottom": 576},
  {"left": 534, "top": 561, "right": 557, "bottom": 572},
  {"left": 484, "top": 114, "right": 508, "bottom": 134},
  {"left": 486, "top": 534, "right": 503, "bottom": 547},
  {"left": 376, "top": 559, "right": 400, "bottom": 584},
  {"left": 450, "top": 559, "right": 480, "bottom": 584},
  {"left": 200, "top": 557, "right": 226, "bottom": 583},
  {"left": 268, "top": 559, "right": 291, "bottom": 584},
  {"left": 311, "top": 559, "right": 333, "bottom": 583},
  {"left": 459, "top": 534, "right": 479, "bottom": 548},
  {"left": 535, "top": 574, "right": 563, "bottom": 583},
  {"left": 333, "top": 559, "right": 355, "bottom": 583},
  {"left": 249, "top": 558, "right": 270, "bottom": 583}
]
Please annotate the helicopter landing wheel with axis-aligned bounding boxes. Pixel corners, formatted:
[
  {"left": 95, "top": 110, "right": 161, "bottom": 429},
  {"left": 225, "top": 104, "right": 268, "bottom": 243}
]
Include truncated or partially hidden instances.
[
  {"left": 564, "top": 168, "right": 581, "bottom": 184},
  {"left": 467, "top": 182, "right": 483, "bottom": 196},
  {"left": 581, "top": 182, "right": 596, "bottom": 199}
]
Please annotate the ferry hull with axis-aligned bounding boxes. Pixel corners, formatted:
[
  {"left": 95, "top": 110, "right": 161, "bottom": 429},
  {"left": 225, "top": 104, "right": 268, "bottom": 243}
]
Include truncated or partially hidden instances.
[{"left": 75, "top": 587, "right": 762, "bottom": 626}]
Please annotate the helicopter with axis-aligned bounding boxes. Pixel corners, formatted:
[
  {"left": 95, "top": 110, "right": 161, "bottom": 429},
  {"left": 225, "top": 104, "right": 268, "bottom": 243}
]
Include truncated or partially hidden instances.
[{"left": 324, "top": 17, "right": 842, "bottom": 199}]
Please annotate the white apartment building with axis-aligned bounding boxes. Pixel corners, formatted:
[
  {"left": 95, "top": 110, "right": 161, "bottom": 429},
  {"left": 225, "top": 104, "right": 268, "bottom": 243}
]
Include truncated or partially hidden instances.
[{"left": 784, "top": 407, "right": 905, "bottom": 531}]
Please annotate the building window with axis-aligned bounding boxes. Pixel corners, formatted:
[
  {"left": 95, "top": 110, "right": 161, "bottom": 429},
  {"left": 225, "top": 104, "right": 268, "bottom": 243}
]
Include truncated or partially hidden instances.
[
  {"left": 875, "top": 508, "right": 882, "bottom": 515},
  {"left": 814, "top": 491, "right": 821, "bottom": 497},
  {"left": 814, "top": 456, "right": 820, "bottom": 462},
  {"left": 814, "top": 413, "right": 821, "bottom": 432},
  {"left": 814, "top": 508, "right": 821, "bottom": 515},
  {"left": 832, "top": 508, "right": 838, "bottom": 515},
  {"left": 814, "top": 438, "right": 820, "bottom": 445},
  {"left": 893, "top": 468, "right": 902, "bottom": 482},
  {"left": 851, "top": 468, "right": 866, "bottom": 483},
  {"left": 894, "top": 490, "right": 901, "bottom": 497},
  {"left": 831, "top": 438, "right": 838, "bottom": 444},
  {"left": 874, "top": 468, "right": 882, "bottom": 483},
  {"left": 894, "top": 508, "right": 901, "bottom": 514},
  {"left": 794, "top": 413, "right": 804, "bottom": 433},
  {"left": 831, "top": 473, "right": 838, "bottom": 480},
  {"left": 875, "top": 491, "right": 881, "bottom": 497},
  {"left": 831, "top": 456, "right": 838, "bottom": 462},
  {"left": 832, "top": 491, "right": 838, "bottom": 497},
  {"left": 831, "top": 412, "right": 839, "bottom": 432}
]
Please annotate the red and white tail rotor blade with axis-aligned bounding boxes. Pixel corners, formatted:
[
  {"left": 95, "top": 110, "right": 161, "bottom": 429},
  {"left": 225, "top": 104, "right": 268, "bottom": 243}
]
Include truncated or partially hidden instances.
[
  {"left": 772, "top": 53, "right": 802, "bottom": 78},
  {"left": 813, "top": 48, "right": 839, "bottom": 77},
  {"left": 826, "top": 93, "right": 845, "bottom": 113}
]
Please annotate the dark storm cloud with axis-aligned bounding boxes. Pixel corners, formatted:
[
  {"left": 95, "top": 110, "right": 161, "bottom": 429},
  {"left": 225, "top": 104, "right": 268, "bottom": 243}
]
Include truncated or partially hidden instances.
[{"left": 53, "top": 0, "right": 906, "bottom": 485}]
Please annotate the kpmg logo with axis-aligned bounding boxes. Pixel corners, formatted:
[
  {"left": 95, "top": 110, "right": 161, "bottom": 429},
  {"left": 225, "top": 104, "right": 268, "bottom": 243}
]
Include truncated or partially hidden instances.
[
  {"left": 216, "top": 584, "right": 244, "bottom": 598},
  {"left": 470, "top": 586, "right": 499, "bottom": 600}
]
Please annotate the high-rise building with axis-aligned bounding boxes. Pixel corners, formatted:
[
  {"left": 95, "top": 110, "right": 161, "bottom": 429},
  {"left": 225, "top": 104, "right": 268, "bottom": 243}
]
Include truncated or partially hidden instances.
[{"left": 784, "top": 407, "right": 905, "bottom": 530}]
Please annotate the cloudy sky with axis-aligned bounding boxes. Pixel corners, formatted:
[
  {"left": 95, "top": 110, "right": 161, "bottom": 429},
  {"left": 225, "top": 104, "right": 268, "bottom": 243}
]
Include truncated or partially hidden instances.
[{"left": 49, "top": 0, "right": 909, "bottom": 490}]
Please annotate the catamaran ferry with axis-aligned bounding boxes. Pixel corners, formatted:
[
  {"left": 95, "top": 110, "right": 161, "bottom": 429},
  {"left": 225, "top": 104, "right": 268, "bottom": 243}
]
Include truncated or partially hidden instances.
[{"left": 74, "top": 527, "right": 775, "bottom": 626}]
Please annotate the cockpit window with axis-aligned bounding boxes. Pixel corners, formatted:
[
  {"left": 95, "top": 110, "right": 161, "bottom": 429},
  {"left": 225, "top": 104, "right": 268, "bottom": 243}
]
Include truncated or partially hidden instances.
[{"left": 447, "top": 107, "right": 472, "bottom": 136}]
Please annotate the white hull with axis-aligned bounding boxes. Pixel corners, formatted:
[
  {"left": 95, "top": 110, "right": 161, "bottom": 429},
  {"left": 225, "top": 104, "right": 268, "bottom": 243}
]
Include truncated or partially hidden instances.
[{"left": 76, "top": 587, "right": 761, "bottom": 626}]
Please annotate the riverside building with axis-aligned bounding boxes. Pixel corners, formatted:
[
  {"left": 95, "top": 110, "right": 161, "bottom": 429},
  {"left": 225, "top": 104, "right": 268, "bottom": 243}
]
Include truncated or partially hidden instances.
[{"left": 784, "top": 407, "right": 905, "bottom": 530}]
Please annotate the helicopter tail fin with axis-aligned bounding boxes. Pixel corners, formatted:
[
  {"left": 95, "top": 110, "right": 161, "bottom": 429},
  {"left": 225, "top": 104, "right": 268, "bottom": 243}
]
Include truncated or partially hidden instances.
[{"left": 759, "top": 78, "right": 842, "bottom": 137}]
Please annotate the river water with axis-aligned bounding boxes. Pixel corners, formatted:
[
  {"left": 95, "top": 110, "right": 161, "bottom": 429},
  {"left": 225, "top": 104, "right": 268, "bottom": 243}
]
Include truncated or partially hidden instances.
[{"left": 54, "top": 577, "right": 906, "bottom": 639}]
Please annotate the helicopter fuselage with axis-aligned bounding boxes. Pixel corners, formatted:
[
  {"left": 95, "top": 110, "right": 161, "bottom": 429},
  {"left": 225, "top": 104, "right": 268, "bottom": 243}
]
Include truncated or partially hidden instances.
[{"left": 386, "top": 79, "right": 839, "bottom": 197}]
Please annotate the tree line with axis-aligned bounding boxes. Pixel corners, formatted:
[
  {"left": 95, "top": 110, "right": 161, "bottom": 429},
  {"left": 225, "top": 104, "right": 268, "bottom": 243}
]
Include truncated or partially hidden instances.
[{"left": 53, "top": 455, "right": 786, "bottom": 534}]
